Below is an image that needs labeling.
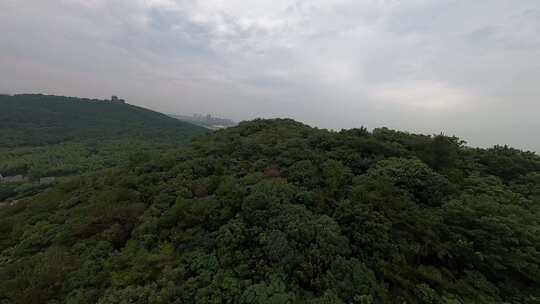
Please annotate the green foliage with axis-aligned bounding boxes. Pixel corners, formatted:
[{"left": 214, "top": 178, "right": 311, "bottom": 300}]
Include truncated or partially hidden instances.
[
  {"left": 0, "top": 94, "right": 206, "bottom": 201},
  {"left": 0, "top": 94, "right": 206, "bottom": 148},
  {"left": 1, "top": 118, "right": 539, "bottom": 303}
]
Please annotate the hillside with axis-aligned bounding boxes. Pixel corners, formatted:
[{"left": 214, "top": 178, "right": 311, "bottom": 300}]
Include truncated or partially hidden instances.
[
  {"left": 0, "top": 94, "right": 206, "bottom": 148},
  {"left": 1, "top": 119, "right": 539, "bottom": 303},
  {"left": 0, "top": 94, "right": 207, "bottom": 201}
]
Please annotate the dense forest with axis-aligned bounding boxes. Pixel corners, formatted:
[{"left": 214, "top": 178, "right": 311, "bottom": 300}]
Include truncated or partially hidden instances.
[
  {"left": 1, "top": 118, "right": 539, "bottom": 303},
  {"left": 0, "top": 94, "right": 206, "bottom": 148},
  {"left": 0, "top": 94, "right": 206, "bottom": 201}
]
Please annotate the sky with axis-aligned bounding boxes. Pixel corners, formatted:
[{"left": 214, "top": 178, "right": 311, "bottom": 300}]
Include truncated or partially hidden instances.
[{"left": 1, "top": 0, "right": 540, "bottom": 152}]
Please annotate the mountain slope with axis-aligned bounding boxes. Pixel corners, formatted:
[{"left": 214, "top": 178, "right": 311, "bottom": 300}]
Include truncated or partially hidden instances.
[
  {"left": 0, "top": 94, "right": 206, "bottom": 148},
  {"left": 0, "top": 94, "right": 207, "bottom": 200},
  {"left": 1, "top": 119, "right": 539, "bottom": 303}
]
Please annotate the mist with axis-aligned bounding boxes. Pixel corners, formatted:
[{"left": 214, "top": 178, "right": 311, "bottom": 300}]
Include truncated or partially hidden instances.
[{"left": 2, "top": 0, "right": 539, "bottom": 151}]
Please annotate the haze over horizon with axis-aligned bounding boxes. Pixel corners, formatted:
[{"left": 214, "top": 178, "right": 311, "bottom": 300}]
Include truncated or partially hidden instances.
[{"left": 2, "top": 0, "right": 540, "bottom": 152}]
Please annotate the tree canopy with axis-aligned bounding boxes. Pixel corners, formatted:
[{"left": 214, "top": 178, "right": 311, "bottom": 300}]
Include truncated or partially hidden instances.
[
  {"left": 0, "top": 94, "right": 206, "bottom": 201},
  {"left": 1, "top": 118, "right": 539, "bottom": 303},
  {"left": 0, "top": 94, "right": 206, "bottom": 148}
]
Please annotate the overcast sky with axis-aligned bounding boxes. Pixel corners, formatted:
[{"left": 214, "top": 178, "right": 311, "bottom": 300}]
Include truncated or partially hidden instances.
[{"left": 1, "top": 0, "right": 540, "bottom": 151}]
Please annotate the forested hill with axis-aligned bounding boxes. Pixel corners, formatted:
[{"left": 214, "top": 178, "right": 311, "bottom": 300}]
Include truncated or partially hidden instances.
[
  {"left": 0, "top": 94, "right": 207, "bottom": 201},
  {"left": 1, "top": 119, "right": 539, "bottom": 303},
  {"left": 0, "top": 94, "right": 207, "bottom": 148}
]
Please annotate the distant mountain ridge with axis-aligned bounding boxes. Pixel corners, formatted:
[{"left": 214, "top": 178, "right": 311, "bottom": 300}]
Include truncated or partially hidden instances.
[{"left": 0, "top": 94, "right": 207, "bottom": 148}]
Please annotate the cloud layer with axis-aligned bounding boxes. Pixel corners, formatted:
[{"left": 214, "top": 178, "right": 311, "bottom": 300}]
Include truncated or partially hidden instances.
[{"left": 2, "top": 0, "right": 540, "bottom": 151}]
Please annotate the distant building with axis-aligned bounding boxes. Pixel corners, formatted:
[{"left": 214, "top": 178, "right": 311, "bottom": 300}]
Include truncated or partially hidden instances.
[
  {"left": 170, "top": 113, "right": 237, "bottom": 130},
  {"left": 39, "top": 177, "right": 56, "bottom": 185},
  {"left": 111, "top": 95, "right": 126, "bottom": 103},
  {"left": 1, "top": 175, "right": 28, "bottom": 183}
]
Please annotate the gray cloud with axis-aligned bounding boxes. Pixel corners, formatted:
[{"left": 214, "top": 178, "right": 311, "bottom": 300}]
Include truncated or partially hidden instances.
[{"left": 1, "top": 0, "right": 540, "bottom": 152}]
